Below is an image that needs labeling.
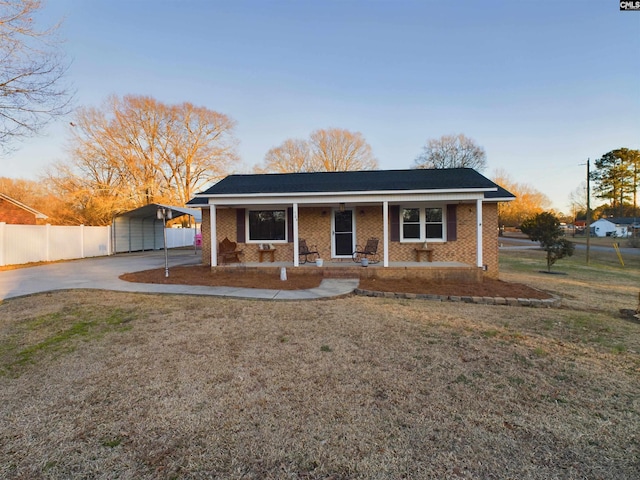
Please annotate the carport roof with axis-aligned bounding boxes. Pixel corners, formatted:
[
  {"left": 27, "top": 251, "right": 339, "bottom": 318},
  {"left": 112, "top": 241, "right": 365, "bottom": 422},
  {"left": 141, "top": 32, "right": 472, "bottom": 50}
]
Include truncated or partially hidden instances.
[{"left": 115, "top": 203, "right": 202, "bottom": 222}]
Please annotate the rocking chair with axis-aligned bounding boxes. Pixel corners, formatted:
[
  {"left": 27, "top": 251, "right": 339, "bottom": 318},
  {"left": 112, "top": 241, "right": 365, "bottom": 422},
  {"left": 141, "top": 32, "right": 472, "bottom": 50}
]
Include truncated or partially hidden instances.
[
  {"left": 298, "top": 239, "right": 320, "bottom": 264},
  {"left": 352, "top": 238, "right": 380, "bottom": 264}
]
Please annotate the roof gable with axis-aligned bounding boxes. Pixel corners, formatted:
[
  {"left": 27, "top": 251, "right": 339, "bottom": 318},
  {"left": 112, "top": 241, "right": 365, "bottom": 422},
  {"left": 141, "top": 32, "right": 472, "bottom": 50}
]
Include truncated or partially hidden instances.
[{"left": 0, "top": 192, "right": 48, "bottom": 219}]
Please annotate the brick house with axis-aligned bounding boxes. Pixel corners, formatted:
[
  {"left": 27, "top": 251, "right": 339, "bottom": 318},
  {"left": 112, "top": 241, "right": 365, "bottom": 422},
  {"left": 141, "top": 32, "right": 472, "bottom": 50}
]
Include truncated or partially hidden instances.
[
  {"left": 187, "top": 168, "right": 514, "bottom": 279},
  {"left": 0, "top": 193, "right": 48, "bottom": 225}
]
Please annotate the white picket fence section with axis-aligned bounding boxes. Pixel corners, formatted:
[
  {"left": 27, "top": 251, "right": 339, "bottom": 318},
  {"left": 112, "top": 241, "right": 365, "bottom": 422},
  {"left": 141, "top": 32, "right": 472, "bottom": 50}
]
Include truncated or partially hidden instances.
[{"left": 0, "top": 222, "right": 198, "bottom": 267}]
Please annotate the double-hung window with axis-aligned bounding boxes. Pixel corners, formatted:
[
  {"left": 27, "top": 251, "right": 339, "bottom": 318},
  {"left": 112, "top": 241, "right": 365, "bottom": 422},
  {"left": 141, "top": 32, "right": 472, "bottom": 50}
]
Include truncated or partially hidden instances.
[
  {"left": 402, "top": 208, "right": 421, "bottom": 240},
  {"left": 248, "top": 210, "right": 286, "bottom": 242},
  {"left": 400, "top": 206, "right": 445, "bottom": 241}
]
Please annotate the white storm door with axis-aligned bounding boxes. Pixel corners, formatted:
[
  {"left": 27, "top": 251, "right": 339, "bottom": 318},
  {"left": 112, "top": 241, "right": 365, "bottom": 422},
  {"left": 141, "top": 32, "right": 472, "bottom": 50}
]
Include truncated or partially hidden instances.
[{"left": 332, "top": 209, "right": 355, "bottom": 258}]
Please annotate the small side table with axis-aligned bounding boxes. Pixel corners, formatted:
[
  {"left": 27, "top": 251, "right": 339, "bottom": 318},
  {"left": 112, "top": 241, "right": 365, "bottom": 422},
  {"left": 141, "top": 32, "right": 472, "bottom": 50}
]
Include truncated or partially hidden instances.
[
  {"left": 415, "top": 248, "right": 433, "bottom": 262},
  {"left": 258, "top": 248, "right": 276, "bottom": 263}
]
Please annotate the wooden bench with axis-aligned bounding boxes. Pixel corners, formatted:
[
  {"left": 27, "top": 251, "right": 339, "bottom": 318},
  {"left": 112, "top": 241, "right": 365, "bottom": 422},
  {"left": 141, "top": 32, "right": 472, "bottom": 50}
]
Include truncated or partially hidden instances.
[
  {"left": 415, "top": 248, "right": 433, "bottom": 262},
  {"left": 218, "top": 237, "right": 243, "bottom": 264}
]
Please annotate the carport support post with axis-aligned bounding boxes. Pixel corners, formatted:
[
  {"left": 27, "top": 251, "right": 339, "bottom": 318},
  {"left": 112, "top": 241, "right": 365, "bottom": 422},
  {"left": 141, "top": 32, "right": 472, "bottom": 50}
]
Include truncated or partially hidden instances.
[
  {"left": 156, "top": 207, "right": 170, "bottom": 277},
  {"left": 163, "top": 219, "right": 169, "bottom": 277}
]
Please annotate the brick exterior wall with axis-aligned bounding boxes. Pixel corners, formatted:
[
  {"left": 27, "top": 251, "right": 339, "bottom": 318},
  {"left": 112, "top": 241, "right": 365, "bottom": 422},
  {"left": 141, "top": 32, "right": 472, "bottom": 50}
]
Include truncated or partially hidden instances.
[
  {"left": 0, "top": 199, "right": 38, "bottom": 225},
  {"left": 482, "top": 204, "right": 499, "bottom": 278},
  {"left": 200, "top": 202, "right": 501, "bottom": 278},
  {"left": 201, "top": 208, "right": 211, "bottom": 264}
]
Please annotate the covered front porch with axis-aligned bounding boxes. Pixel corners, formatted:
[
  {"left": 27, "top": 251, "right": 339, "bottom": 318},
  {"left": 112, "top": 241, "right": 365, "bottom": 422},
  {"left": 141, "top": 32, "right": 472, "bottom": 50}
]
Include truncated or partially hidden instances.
[{"left": 206, "top": 198, "right": 487, "bottom": 267}]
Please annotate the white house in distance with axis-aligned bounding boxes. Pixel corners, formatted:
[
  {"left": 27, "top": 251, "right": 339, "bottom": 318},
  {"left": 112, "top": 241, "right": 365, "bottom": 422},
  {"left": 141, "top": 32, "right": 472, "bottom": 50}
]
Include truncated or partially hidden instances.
[{"left": 591, "top": 217, "right": 638, "bottom": 238}]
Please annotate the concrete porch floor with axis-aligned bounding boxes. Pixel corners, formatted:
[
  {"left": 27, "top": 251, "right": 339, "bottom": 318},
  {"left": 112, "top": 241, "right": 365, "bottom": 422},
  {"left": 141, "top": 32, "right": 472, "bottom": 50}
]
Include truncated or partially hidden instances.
[{"left": 221, "top": 260, "right": 469, "bottom": 268}]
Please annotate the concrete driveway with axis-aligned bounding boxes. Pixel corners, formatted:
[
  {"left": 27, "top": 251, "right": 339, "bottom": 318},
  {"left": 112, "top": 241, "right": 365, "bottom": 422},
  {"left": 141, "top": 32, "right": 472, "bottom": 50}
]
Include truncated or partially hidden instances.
[{"left": 0, "top": 249, "right": 358, "bottom": 301}]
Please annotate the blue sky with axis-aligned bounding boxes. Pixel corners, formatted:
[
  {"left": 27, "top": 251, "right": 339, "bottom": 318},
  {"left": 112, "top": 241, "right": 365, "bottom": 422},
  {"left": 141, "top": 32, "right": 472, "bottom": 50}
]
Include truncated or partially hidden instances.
[{"left": 4, "top": 0, "right": 639, "bottom": 212}]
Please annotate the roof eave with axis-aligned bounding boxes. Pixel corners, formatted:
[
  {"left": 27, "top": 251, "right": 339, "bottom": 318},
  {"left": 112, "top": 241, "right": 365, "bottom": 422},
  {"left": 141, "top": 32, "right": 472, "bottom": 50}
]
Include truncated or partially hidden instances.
[{"left": 193, "top": 187, "right": 497, "bottom": 200}]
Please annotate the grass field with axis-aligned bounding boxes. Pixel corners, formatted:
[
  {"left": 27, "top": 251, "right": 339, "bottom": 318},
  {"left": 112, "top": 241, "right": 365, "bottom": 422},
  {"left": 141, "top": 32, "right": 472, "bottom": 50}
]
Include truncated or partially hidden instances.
[{"left": 0, "top": 248, "right": 638, "bottom": 479}]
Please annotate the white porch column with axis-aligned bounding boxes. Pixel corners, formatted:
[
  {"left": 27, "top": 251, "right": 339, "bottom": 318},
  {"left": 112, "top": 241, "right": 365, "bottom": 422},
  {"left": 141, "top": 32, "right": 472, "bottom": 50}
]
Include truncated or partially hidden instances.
[
  {"left": 210, "top": 204, "right": 217, "bottom": 267},
  {"left": 383, "top": 201, "right": 389, "bottom": 267},
  {"left": 293, "top": 203, "right": 299, "bottom": 267},
  {"left": 476, "top": 198, "right": 483, "bottom": 268}
]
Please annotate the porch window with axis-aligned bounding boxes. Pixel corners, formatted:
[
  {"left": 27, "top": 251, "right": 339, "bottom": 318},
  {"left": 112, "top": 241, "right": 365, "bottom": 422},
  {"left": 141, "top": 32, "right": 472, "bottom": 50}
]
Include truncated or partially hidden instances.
[
  {"left": 425, "top": 207, "right": 443, "bottom": 239},
  {"left": 248, "top": 210, "right": 286, "bottom": 241},
  {"left": 402, "top": 208, "right": 421, "bottom": 239},
  {"left": 400, "top": 206, "right": 445, "bottom": 242}
]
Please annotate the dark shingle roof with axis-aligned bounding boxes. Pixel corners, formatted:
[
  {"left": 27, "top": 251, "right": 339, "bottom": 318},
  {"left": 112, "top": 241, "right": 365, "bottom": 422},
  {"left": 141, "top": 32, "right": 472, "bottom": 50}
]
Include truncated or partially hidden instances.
[
  {"left": 484, "top": 185, "right": 516, "bottom": 200},
  {"left": 193, "top": 168, "right": 509, "bottom": 197},
  {"left": 604, "top": 217, "right": 640, "bottom": 225},
  {"left": 186, "top": 196, "right": 208, "bottom": 206}
]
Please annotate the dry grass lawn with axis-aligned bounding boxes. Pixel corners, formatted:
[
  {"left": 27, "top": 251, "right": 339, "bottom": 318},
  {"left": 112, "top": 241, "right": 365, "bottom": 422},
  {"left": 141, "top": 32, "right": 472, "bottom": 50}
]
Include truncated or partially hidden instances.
[{"left": 0, "top": 248, "right": 639, "bottom": 479}]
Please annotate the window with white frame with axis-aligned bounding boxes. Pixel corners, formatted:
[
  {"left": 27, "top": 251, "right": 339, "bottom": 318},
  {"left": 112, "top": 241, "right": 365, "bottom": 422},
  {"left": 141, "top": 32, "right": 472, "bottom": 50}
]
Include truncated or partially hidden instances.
[
  {"left": 400, "top": 206, "right": 445, "bottom": 241},
  {"left": 248, "top": 210, "right": 286, "bottom": 241},
  {"left": 402, "top": 208, "right": 421, "bottom": 240}
]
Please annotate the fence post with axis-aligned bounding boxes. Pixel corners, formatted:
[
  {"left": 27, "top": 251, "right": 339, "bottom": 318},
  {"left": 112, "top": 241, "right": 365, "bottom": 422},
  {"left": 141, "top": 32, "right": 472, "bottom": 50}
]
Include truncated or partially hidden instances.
[
  {"left": 45, "top": 224, "right": 51, "bottom": 262},
  {"left": 107, "top": 224, "right": 112, "bottom": 255},
  {"left": 0, "top": 222, "right": 5, "bottom": 267},
  {"left": 80, "top": 224, "right": 85, "bottom": 258}
]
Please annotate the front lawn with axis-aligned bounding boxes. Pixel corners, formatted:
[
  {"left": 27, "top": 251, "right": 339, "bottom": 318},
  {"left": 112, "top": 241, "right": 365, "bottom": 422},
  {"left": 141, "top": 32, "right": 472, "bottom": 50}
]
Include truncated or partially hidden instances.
[{"left": 0, "top": 249, "right": 638, "bottom": 479}]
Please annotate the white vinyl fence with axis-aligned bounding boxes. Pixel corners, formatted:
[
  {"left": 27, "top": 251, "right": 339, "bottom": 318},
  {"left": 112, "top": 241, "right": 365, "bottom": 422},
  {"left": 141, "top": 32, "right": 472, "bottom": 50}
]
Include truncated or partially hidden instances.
[
  {"left": 0, "top": 222, "right": 198, "bottom": 267},
  {"left": 165, "top": 227, "right": 198, "bottom": 249}
]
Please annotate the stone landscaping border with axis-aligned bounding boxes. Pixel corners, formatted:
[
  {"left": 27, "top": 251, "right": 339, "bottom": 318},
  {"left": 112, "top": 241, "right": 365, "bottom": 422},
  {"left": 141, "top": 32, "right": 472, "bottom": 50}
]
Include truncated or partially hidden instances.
[{"left": 353, "top": 288, "right": 562, "bottom": 308}]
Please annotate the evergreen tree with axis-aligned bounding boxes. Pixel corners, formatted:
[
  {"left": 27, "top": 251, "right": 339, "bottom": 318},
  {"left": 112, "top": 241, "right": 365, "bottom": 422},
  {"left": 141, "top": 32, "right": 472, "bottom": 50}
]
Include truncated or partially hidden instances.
[
  {"left": 592, "top": 149, "right": 639, "bottom": 217},
  {"left": 521, "top": 212, "right": 575, "bottom": 272}
]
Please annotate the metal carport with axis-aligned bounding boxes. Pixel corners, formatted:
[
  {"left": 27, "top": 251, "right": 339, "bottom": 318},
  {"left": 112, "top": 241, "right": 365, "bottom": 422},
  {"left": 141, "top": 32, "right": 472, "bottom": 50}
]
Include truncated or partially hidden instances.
[{"left": 112, "top": 204, "right": 201, "bottom": 253}]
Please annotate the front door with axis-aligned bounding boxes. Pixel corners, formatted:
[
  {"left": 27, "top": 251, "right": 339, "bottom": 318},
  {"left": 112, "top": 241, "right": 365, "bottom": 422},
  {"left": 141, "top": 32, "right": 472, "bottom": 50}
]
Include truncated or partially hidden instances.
[{"left": 332, "top": 209, "right": 355, "bottom": 257}]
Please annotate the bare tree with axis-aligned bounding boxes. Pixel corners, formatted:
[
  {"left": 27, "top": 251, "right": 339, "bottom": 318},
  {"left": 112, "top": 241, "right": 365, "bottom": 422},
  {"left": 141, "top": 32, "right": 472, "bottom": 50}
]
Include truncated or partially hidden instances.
[
  {"left": 492, "top": 169, "right": 551, "bottom": 227},
  {"left": 49, "top": 95, "right": 238, "bottom": 225},
  {"left": 309, "top": 128, "right": 378, "bottom": 171},
  {"left": 0, "top": 0, "right": 72, "bottom": 149},
  {"left": 413, "top": 133, "right": 487, "bottom": 172},
  {"left": 0, "top": 175, "right": 76, "bottom": 224},
  {"left": 568, "top": 181, "right": 588, "bottom": 218},
  {"left": 154, "top": 100, "right": 238, "bottom": 205},
  {"left": 256, "top": 139, "right": 311, "bottom": 173},
  {"left": 256, "top": 128, "right": 378, "bottom": 173},
  {"left": 0, "top": 176, "right": 40, "bottom": 204}
]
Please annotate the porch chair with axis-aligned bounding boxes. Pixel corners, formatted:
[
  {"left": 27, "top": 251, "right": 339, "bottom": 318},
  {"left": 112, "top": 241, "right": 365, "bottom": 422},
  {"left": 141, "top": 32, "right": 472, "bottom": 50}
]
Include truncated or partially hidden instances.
[
  {"left": 218, "top": 237, "right": 243, "bottom": 264},
  {"left": 352, "top": 237, "right": 380, "bottom": 264},
  {"left": 298, "top": 239, "right": 320, "bottom": 264}
]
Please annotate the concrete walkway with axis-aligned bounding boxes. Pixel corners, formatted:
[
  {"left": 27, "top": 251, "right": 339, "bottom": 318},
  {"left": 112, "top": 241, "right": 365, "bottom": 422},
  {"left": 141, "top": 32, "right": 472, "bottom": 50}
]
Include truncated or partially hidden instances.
[{"left": 0, "top": 250, "right": 359, "bottom": 301}]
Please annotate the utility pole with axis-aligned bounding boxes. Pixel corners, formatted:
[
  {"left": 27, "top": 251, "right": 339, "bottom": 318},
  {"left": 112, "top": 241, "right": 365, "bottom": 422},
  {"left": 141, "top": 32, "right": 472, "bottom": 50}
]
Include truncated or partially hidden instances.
[{"left": 586, "top": 158, "right": 591, "bottom": 265}]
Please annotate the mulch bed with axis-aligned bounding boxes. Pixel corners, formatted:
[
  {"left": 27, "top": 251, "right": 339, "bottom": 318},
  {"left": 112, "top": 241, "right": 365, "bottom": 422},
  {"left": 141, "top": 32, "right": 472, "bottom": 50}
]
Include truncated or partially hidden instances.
[
  {"left": 121, "top": 265, "right": 552, "bottom": 299},
  {"left": 359, "top": 277, "right": 551, "bottom": 299}
]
